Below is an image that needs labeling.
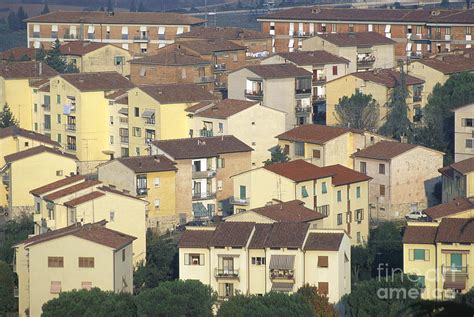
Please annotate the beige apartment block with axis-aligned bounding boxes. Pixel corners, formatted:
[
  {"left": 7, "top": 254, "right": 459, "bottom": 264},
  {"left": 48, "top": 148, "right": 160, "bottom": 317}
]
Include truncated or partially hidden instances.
[
  {"left": 14, "top": 222, "right": 135, "bottom": 317},
  {"left": 186, "top": 99, "right": 286, "bottom": 167},
  {"left": 353, "top": 141, "right": 444, "bottom": 220},
  {"left": 452, "top": 103, "right": 474, "bottom": 162},
  {"left": 439, "top": 157, "right": 474, "bottom": 203},
  {"left": 403, "top": 218, "right": 474, "bottom": 300},
  {"left": 231, "top": 159, "right": 371, "bottom": 245},
  {"left": 30, "top": 175, "right": 147, "bottom": 264},
  {"left": 178, "top": 222, "right": 351, "bottom": 303}
]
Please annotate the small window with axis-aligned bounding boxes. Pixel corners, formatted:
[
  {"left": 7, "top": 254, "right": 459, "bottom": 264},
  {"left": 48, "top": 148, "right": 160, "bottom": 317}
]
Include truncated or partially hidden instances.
[
  {"left": 312, "top": 149, "right": 321, "bottom": 159},
  {"left": 50, "top": 281, "right": 61, "bottom": 294},
  {"left": 318, "top": 282, "right": 329, "bottom": 295},
  {"left": 412, "top": 249, "right": 429, "bottom": 261},
  {"left": 154, "top": 199, "right": 160, "bottom": 209},
  {"left": 122, "top": 249, "right": 126, "bottom": 262},
  {"left": 78, "top": 257, "right": 94, "bottom": 268},
  {"left": 337, "top": 213, "right": 343, "bottom": 225},
  {"left": 379, "top": 164, "right": 385, "bottom": 174},
  {"left": 110, "top": 211, "right": 115, "bottom": 222},
  {"left": 284, "top": 144, "right": 290, "bottom": 155},
  {"left": 466, "top": 139, "right": 473, "bottom": 148},
  {"left": 357, "top": 232, "right": 361, "bottom": 243},
  {"left": 217, "top": 158, "right": 225, "bottom": 168},
  {"left": 380, "top": 185, "right": 385, "bottom": 196},
  {"left": 114, "top": 56, "right": 124, "bottom": 66},
  {"left": 56, "top": 94, "right": 61, "bottom": 104},
  {"left": 356, "top": 186, "right": 361, "bottom": 198},
  {"left": 48, "top": 257, "right": 64, "bottom": 268},
  {"left": 356, "top": 209, "right": 364, "bottom": 222},
  {"left": 301, "top": 186, "right": 309, "bottom": 198},
  {"left": 321, "top": 182, "right": 327, "bottom": 194},
  {"left": 81, "top": 281, "right": 92, "bottom": 290},
  {"left": 466, "top": 26, "right": 472, "bottom": 35},
  {"left": 57, "top": 114, "right": 61, "bottom": 124},
  {"left": 360, "top": 161, "right": 367, "bottom": 174},
  {"left": 134, "top": 107, "right": 139, "bottom": 117},
  {"left": 251, "top": 257, "right": 266, "bottom": 265},
  {"left": 348, "top": 24, "right": 354, "bottom": 32},
  {"left": 57, "top": 134, "right": 61, "bottom": 143},
  {"left": 132, "top": 127, "right": 141, "bottom": 137},
  {"left": 185, "top": 253, "right": 204, "bottom": 266},
  {"left": 332, "top": 65, "right": 338, "bottom": 76},
  {"left": 337, "top": 190, "right": 342, "bottom": 202},
  {"left": 317, "top": 256, "right": 328, "bottom": 268},
  {"left": 154, "top": 177, "right": 160, "bottom": 187}
]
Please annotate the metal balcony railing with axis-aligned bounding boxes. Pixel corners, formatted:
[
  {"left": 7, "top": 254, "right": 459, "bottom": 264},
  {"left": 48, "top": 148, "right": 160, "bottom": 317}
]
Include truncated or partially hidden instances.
[
  {"left": 136, "top": 188, "right": 148, "bottom": 196},
  {"left": 215, "top": 268, "right": 239, "bottom": 278},
  {"left": 195, "top": 76, "right": 215, "bottom": 84},
  {"left": 199, "top": 129, "right": 213, "bottom": 137},
  {"left": 230, "top": 196, "right": 250, "bottom": 206},
  {"left": 133, "top": 36, "right": 150, "bottom": 42},
  {"left": 244, "top": 90, "right": 263, "bottom": 100},
  {"left": 66, "top": 124, "right": 76, "bottom": 131},
  {"left": 192, "top": 169, "right": 216, "bottom": 179},
  {"left": 214, "top": 63, "right": 226, "bottom": 72},
  {"left": 192, "top": 192, "right": 216, "bottom": 200}
]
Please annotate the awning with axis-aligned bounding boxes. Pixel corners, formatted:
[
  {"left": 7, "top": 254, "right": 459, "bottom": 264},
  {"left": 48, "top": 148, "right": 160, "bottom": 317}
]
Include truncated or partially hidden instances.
[
  {"left": 193, "top": 202, "right": 209, "bottom": 218},
  {"left": 271, "top": 282, "right": 294, "bottom": 292},
  {"left": 118, "top": 108, "right": 128, "bottom": 116},
  {"left": 444, "top": 273, "right": 467, "bottom": 290},
  {"left": 269, "top": 255, "right": 295, "bottom": 270},
  {"left": 141, "top": 109, "right": 155, "bottom": 118}
]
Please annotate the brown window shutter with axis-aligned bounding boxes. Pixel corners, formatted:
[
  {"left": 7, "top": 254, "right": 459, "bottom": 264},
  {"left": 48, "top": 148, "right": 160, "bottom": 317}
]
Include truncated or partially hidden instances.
[
  {"left": 318, "top": 282, "right": 329, "bottom": 295},
  {"left": 313, "top": 149, "right": 321, "bottom": 159},
  {"left": 318, "top": 256, "right": 329, "bottom": 268},
  {"left": 284, "top": 144, "right": 290, "bottom": 155}
]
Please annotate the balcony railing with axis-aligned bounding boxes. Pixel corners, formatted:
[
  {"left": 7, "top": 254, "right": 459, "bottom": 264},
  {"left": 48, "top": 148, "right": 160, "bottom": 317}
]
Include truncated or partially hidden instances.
[
  {"left": 195, "top": 76, "right": 215, "bottom": 84},
  {"left": 42, "top": 104, "right": 51, "bottom": 111},
  {"left": 313, "top": 95, "right": 326, "bottom": 103},
  {"left": 244, "top": 90, "right": 263, "bottom": 100},
  {"left": 214, "top": 63, "right": 226, "bottom": 72},
  {"left": 295, "top": 88, "right": 312, "bottom": 96},
  {"left": 295, "top": 106, "right": 312, "bottom": 115},
  {"left": 64, "top": 33, "right": 78, "bottom": 40},
  {"left": 192, "top": 192, "right": 216, "bottom": 200},
  {"left": 66, "top": 144, "right": 76, "bottom": 151},
  {"left": 312, "top": 76, "right": 326, "bottom": 85},
  {"left": 215, "top": 268, "right": 239, "bottom": 279},
  {"left": 66, "top": 124, "right": 76, "bottom": 131},
  {"left": 136, "top": 188, "right": 148, "bottom": 196},
  {"left": 144, "top": 118, "right": 155, "bottom": 125},
  {"left": 200, "top": 129, "right": 213, "bottom": 137},
  {"left": 119, "top": 117, "right": 129, "bottom": 124},
  {"left": 357, "top": 59, "right": 375, "bottom": 68},
  {"left": 442, "top": 265, "right": 468, "bottom": 275},
  {"left": 230, "top": 196, "right": 250, "bottom": 206},
  {"left": 270, "top": 270, "right": 295, "bottom": 281},
  {"left": 192, "top": 169, "right": 216, "bottom": 179},
  {"left": 133, "top": 35, "right": 150, "bottom": 42},
  {"left": 120, "top": 136, "right": 129, "bottom": 144}
]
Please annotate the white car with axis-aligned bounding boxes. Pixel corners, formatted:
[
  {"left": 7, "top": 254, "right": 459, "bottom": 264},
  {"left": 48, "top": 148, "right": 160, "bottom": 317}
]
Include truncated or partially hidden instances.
[{"left": 405, "top": 210, "right": 427, "bottom": 221}]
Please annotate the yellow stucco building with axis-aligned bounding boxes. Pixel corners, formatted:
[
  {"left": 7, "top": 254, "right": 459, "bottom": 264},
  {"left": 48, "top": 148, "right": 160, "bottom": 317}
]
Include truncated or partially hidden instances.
[{"left": 14, "top": 222, "right": 135, "bottom": 317}]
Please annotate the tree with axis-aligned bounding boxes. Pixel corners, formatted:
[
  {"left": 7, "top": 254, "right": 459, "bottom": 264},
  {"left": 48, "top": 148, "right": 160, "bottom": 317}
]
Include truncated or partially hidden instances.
[
  {"left": 368, "top": 222, "right": 403, "bottom": 278},
  {"left": 135, "top": 280, "right": 216, "bottom": 317},
  {"left": 217, "top": 292, "right": 313, "bottom": 317},
  {"left": 129, "top": 0, "right": 137, "bottom": 12},
  {"left": 133, "top": 232, "right": 178, "bottom": 292},
  {"left": 138, "top": 1, "right": 146, "bottom": 12},
  {"left": 0, "top": 261, "right": 16, "bottom": 315},
  {"left": 44, "top": 39, "right": 79, "bottom": 73},
  {"left": 7, "top": 11, "right": 20, "bottom": 31},
  {"left": 379, "top": 63, "right": 412, "bottom": 140},
  {"left": 334, "top": 91, "right": 380, "bottom": 130},
  {"left": 351, "top": 245, "right": 373, "bottom": 283},
  {"left": 263, "top": 145, "right": 290, "bottom": 166},
  {"left": 297, "top": 284, "right": 338, "bottom": 317},
  {"left": 41, "top": 1, "right": 50, "bottom": 15},
  {"left": 106, "top": 0, "right": 114, "bottom": 11},
  {"left": 42, "top": 288, "right": 137, "bottom": 317},
  {"left": 16, "top": 6, "right": 28, "bottom": 30},
  {"left": 0, "top": 214, "right": 33, "bottom": 264},
  {"left": 0, "top": 103, "right": 18, "bottom": 128}
]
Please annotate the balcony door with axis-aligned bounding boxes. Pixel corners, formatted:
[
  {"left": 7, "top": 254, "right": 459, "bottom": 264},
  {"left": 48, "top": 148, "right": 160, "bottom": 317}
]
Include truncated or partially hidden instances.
[
  {"left": 450, "top": 253, "right": 462, "bottom": 272},
  {"left": 194, "top": 181, "right": 202, "bottom": 197},
  {"left": 221, "top": 257, "right": 234, "bottom": 275}
]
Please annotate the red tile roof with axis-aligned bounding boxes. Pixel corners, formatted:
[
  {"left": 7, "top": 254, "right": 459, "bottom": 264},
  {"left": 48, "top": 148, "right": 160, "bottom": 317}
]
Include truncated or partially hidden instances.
[
  {"left": 244, "top": 63, "right": 312, "bottom": 79},
  {"left": 60, "top": 72, "right": 134, "bottom": 92},
  {"left": 440, "top": 157, "right": 474, "bottom": 175},
  {"left": 264, "top": 222, "right": 310, "bottom": 248},
  {"left": 403, "top": 225, "right": 438, "bottom": 244},
  {"left": 322, "top": 164, "right": 372, "bottom": 186},
  {"left": 130, "top": 46, "right": 209, "bottom": 66},
  {"left": 97, "top": 186, "right": 148, "bottom": 203},
  {"left": 250, "top": 200, "right": 325, "bottom": 223},
  {"left": 424, "top": 197, "right": 474, "bottom": 220},
  {"left": 315, "top": 32, "right": 395, "bottom": 47},
  {"left": 351, "top": 69, "right": 424, "bottom": 88},
  {"left": 276, "top": 124, "right": 356, "bottom": 145},
  {"left": 44, "top": 180, "right": 102, "bottom": 202},
  {"left": 178, "top": 228, "right": 215, "bottom": 248},
  {"left": 186, "top": 99, "right": 259, "bottom": 119},
  {"left": 59, "top": 41, "right": 109, "bottom": 56},
  {"left": 3, "top": 145, "right": 77, "bottom": 163},
  {"left": 264, "top": 159, "right": 334, "bottom": 182},
  {"left": 0, "top": 47, "right": 38, "bottom": 61},
  {"left": 177, "top": 26, "right": 271, "bottom": 41},
  {"left": 248, "top": 224, "right": 273, "bottom": 249},
  {"left": 0, "top": 61, "right": 58, "bottom": 79},
  {"left": 116, "top": 155, "right": 177, "bottom": 173},
  {"left": 304, "top": 232, "right": 344, "bottom": 251},
  {"left": 0, "top": 126, "right": 60, "bottom": 146},
  {"left": 30, "top": 174, "right": 85, "bottom": 196},
  {"left": 353, "top": 141, "right": 419, "bottom": 161},
  {"left": 418, "top": 56, "right": 474, "bottom": 75},
  {"left": 139, "top": 84, "right": 215, "bottom": 104},
  {"left": 63, "top": 191, "right": 106, "bottom": 207},
  {"left": 209, "top": 222, "right": 255, "bottom": 247},
  {"left": 436, "top": 218, "right": 474, "bottom": 243},
  {"left": 275, "top": 50, "right": 349, "bottom": 66},
  {"left": 178, "top": 39, "right": 246, "bottom": 55}
]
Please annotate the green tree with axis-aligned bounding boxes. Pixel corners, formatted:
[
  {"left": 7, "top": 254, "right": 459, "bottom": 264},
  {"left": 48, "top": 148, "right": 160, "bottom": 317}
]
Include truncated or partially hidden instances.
[
  {"left": 297, "top": 284, "right": 338, "bottom": 317},
  {"left": 133, "top": 232, "right": 178, "bottom": 291},
  {"left": 7, "top": 11, "right": 20, "bottom": 31},
  {"left": 0, "top": 103, "right": 19, "bottom": 128},
  {"left": 0, "top": 214, "right": 33, "bottom": 264},
  {"left": 106, "top": 0, "right": 114, "bottom": 11},
  {"left": 44, "top": 39, "right": 79, "bottom": 73},
  {"left": 129, "top": 0, "right": 137, "bottom": 11},
  {"left": 217, "top": 292, "right": 313, "bottom": 317},
  {"left": 379, "top": 63, "right": 412, "bottom": 140},
  {"left": 334, "top": 91, "right": 380, "bottom": 130},
  {"left": 351, "top": 245, "right": 373, "bottom": 283},
  {"left": 135, "top": 280, "right": 215, "bottom": 317},
  {"left": 41, "top": 0, "right": 50, "bottom": 15},
  {"left": 42, "top": 288, "right": 137, "bottom": 317},
  {"left": 16, "top": 6, "right": 28, "bottom": 30},
  {"left": 0, "top": 260, "right": 16, "bottom": 315},
  {"left": 368, "top": 222, "right": 403, "bottom": 277},
  {"left": 263, "top": 145, "right": 289, "bottom": 166}
]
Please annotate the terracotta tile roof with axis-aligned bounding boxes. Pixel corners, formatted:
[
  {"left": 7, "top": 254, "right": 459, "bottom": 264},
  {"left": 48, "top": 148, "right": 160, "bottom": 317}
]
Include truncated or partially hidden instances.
[
  {"left": 304, "top": 232, "right": 344, "bottom": 251},
  {"left": 63, "top": 191, "right": 106, "bottom": 207},
  {"left": 314, "top": 32, "right": 395, "bottom": 47},
  {"left": 351, "top": 69, "right": 424, "bottom": 88},
  {"left": 264, "top": 159, "right": 335, "bottom": 182},
  {"left": 0, "top": 126, "right": 59, "bottom": 146},
  {"left": 424, "top": 197, "right": 474, "bottom": 220},
  {"left": 26, "top": 11, "right": 205, "bottom": 25},
  {"left": 322, "top": 164, "right": 372, "bottom": 186},
  {"left": 264, "top": 222, "right": 310, "bottom": 248},
  {"left": 129, "top": 46, "right": 209, "bottom": 66},
  {"left": 178, "top": 39, "right": 246, "bottom": 55},
  {"left": 152, "top": 135, "right": 253, "bottom": 160},
  {"left": 403, "top": 225, "right": 438, "bottom": 244},
  {"left": 177, "top": 26, "right": 271, "bottom": 40},
  {"left": 248, "top": 224, "right": 273, "bottom": 249},
  {"left": 97, "top": 186, "right": 147, "bottom": 203},
  {"left": 139, "top": 84, "right": 215, "bottom": 104},
  {"left": 178, "top": 228, "right": 215, "bottom": 248},
  {"left": 276, "top": 124, "right": 355, "bottom": 145},
  {"left": 44, "top": 180, "right": 102, "bottom": 202},
  {"left": 105, "top": 88, "right": 129, "bottom": 100},
  {"left": 251, "top": 200, "right": 325, "bottom": 223},
  {"left": 275, "top": 51, "right": 349, "bottom": 66},
  {"left": 60, "top": 72, "right": 134, "bottom": 92},
  {"left": 209, "top": 222, "right": 255, "bottom": 247},
  {"left": 418, "top": 56, "right": 474, "bottom": 75},
  {"left": 116, "top": 155, "right": 177, "bottom": 173},
  {"left": 30, "top": 174, "right": 85, "bottom": 196},
  {"left": 186, "top": 99, "right": 259, "bottom": 119},
  {"left": 17, "top": 221, "right": 136, "bottom": 250},
  {"left": 29, "top": 78, "right": 50, "bottom": 89},
  {"left": 244, "top": 63, "right": 312, "bottom": 79},
  {"left": 259, "top": 7, "right": 474, "bottom": 24},
  {"left": 353, "top": 141, "right": 419, "bottom": 161},
  {"left": 0, "top": 61, "right": 58, "bottom": 79},
  {"left": 0, "top": 47, "right": 38, "bottom": 61},
  {"left": 440, "top": 157, "right": 474, "bottom": 175},
  {"left": 3, "top": 145, "right": 77, "bottom": 163},
  {"left": 59, "top": 41, "right": 109, "bottom": 56},
  {"left": 436, "top": 218, "right": 474, "bottom": 243}
]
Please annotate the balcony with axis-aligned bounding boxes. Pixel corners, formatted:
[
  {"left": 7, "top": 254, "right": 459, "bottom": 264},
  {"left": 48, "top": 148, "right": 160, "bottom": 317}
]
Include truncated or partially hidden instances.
[
  {"left": 42, "top": 103, "right": 51, "bottom": 111},
  {"left": 66, "top": 144, "right": 76, "bottom": 151},
  {"left": 2, "top": 174, "right": 9, "bottom": 186},
  {"left": 312, "top": 76, "right": 326, "bottom": 85},
  {"left": 63, "top": 33, "right": 78, "bottom": 41},
  {"left": 195, "top": 75, "right": 215, "bottom": 84},
  {"left": 442, "top": 265, "right": 468, "bottom": 290},
  {"left": 120, "top": 136, "right": 129, "bottom": 144},
  {"left": 230, "top": 196, "right": 250, "bottom": 206},
  {"left": 270, "top": 269, "right": 295, "bottom": 281},
  {"left": 215, "top": 268, "right": 239, "bottom": 279},
  {"left": 442, "top": 265, "right": 468, "bottom": 275},
  {"left": 119, "top": 117, "right": 129, "bottom": 124},
  {"left": 244, "top": 89, "right": 263, "bottom": 101},
  {"left": 66, "top": 124, "right": 76, "bottom": 131},
  {"left": 295, "top": 106, "right": 312, "bottom": 116},
  {"left": 133, "top": 35, "right": 150, "bottom": 43},
  {"left": 192, "top": 192, "right": 216, "bottom": 201},
  {"left": 295, "top": 88, "right": 312, "bottom": 96},
  {"left": 192, "top": 169, "right": 217, "bottom": 179},
  {"left": 294, "top": 31, "right": 312, "bottom": 38},
  {"left": 413, "top": 95, "right": 422, "bottom": 103},
  {"left": 13, "top": 287, "right": 19, "bottom": 298},
  {"left": 199, "top": 129, "right": 213, "bottom": 137},
  {"left": 357, "top": 57, "right": 375, "bottom": 69},
  {"left": 214, "top": 63, "right": 226, "bottom": 72},
  {"left": 313, "top": 95, "right": 326, "bottom": 103},
  {"left": 136, "top": 187, "right": 148, "bottom": 196}
]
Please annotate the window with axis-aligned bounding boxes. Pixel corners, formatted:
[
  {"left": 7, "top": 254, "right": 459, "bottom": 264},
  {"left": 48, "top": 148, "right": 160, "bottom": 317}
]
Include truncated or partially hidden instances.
[
  {"left": 284, "top": 144, "right": 290, "bottom": 155},
  {"left": 154, "top": 177, "right": 160, "bottom": 187},
  {"left": 239, "top": 185, "right": 247, "bottom": 200},
  {"left": 184, "top": 253, "right": 204, "bottom": 266},
  {"left": 219, "top": 283, "right": 234, "bottom": 298},
  {"left": 348, "top": 24, "right": 354, "bottom": 32},
  {"left": 218, "top": 123, "right": 224, "bottom": 133},
  {"left": 360, "top": 161, "right": 367, "bottom": 174},
  {"left": 312, "top": 149, "right": 321, "bottom": 159},
  {"left": 337, "top": 213, "right": 343, "bottom": 225},
  {"left": 114, "top": 56, "right": 124, "bottom": 65},
  {"left": 217, "top": 158, "right": 225, "bottom": 168},
  {"left": 301, "top": 186, "right": 309, "bottom": 198},
  {"left": 467, "top": 26, "right": 472, "bottom": 35},
  {"left": 154, "top": 199, "right": 160, "bottom": 209},
  {"left": 465, "top": 118, "right": 474, "bottom": 127},
  {"left": 134, "top": 107, "right": 139, "bottom": 117},
  {"left": 321, "top": 182, "right": 327, "bottom": 194},
  {"left": 57, "top": 134, "right": 61, "bottom": 144},
  {"left": 466, "top": 139, "right": 473, "bottom": 148},
  {"left": 416, "top": 25, "right": 422, "bottom": 35},
  {"left": 56, "top": 170, "right": 63, "bottom": 176},
  {"left": 109, "top": 211, "right": 115, "bottom": 222},
  {"left": 110, "top": 136, "right": 114, "bottom": 144},
  {"left": 318, "top": 282, "right": 328, "bottom": 295},
  {"left": 251, "top": 257, "right": 266, "bottom": 265},
  {"left": 356, "top": 186, "right": 361, "bottom": 198},
  {"left": 337, "top": 190, "right": 342, "bottom": 202},
  {"left": 217, "top": 180, "right": 223, "bottom": 191},
  {"left": 356, "top": 209, "right": 364, "bottom": 222},
  {"left": 379, "top": 163, "right": 385, "bottom": 174},
  {"left": 56, "top": 94, "right": 61, "bottom": 104},
  {"left": 332, "top": 65, "right": 338, "bottom": 76},
  {"left": 331, "top": 23, "right": 336, "bottom": 32},
  {"left": 81, "top": 282, "right": 92, "bottom": 290},
  {"left": 380, "top": 185, "right": 385, "bottom": 196},
  {"left": 50, "top": 281, "right": 61, "bottom": 294},
  {"left": 48, "top": 257, "right": 64, "bottom": 268},
  {"left": 57, "top": 114, "right": 61, "bottom": 124},
  {"left": 413, "top": 249, "right": 428, "bottom": 261},
  {"left": 122, "top": 249, "right": 126, "bottom": 262},
  {"left": 294, "top": 142, "right": 305, "bottom": 156},
  {"left": 346, "top": 211, "right": 352, "bottom": 223},
  {"left": 445, "top": 27, "right": 451, "bottom": 35},
  {"left": 317, "top": 256, "right": 328, "bottom": 268},
  {"left": 357, "top": 232, "right": 361, "bottom": 243},
  {"left": 78, "top": 257, "right": 94, "bottom": 268},
  {"left": 317, "top": 204, "right": 330, "bottom": 216},
  {"left": 132, "top": 127, "right": 141, "bottom": 137}
]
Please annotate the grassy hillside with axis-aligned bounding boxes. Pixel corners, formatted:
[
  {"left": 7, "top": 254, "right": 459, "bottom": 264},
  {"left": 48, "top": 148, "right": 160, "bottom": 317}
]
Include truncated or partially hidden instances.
[{"left": 0, "top": 24, "right": 26, "bottom": 52}]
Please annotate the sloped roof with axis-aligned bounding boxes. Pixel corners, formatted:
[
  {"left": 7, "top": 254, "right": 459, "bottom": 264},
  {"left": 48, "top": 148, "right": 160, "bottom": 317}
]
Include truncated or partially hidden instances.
[
  {"left": 251, "top": 200, "right": 325, "bottom": 223},
  {"left": 209, "top": 222, "right": 255, "bottom": 247},
  {"left": 0, "top": 61, "right": 57, "bottom": 79},
  {"left": 139, "top": 84, "right": 215, "bottom": 104},
  {"left": 186, "top": 99, "right": 259, "bottom": 119},
  {"left": 274, "top": 50, "right": 349, "bottom": 66},
  {"left": 129, "top": 46, "right": 209, "bottom": 66},
  {"left": 304, "top": 232, "right": 344, "bottom": 251},
  {"left": 0, "top": 126, "right": 59, "bottom": 146},
  {"left": 178, "top": 39, "right": 246, "bottom": 55},
  {"left": 177, "top": 26, "right": 271, "bottom": 40},
  {"left": 439, "top": 157, "right": 474, "bottom": 176},
  {"left": 59, "top": 41, "right": 109, "bottom": 56},
  {"left": 60, "top": 72, "right": 134, "bottom": 92},
  {"left": 244, "top": 63, "right": 312, "bottom": 79},
  {"left": 63, "top": 191, "right": 106, "bottom": 207},
  {"left": 0, "top": 47, "right": 38, "bottom": 61},
  {"left": 313, "top": 32, "right": 395, "bottom": 47},
  {"left": 436, "top": 218, "right": 474, "bottom": 243},
  {"left": 403, "top": 225, "right": 438, "bottom": 244},
  {"left": 424, "top": 197, "right": 474, "bottom": 220},
  {"left": 264, "top": 222, "right": 310, "bottom": 248},
  {"left": 276, "top": 124, "right": 355, "bottom": 145},
  {"left": 116, "top": 155, "right": 177, "bottom": 173},
  {"left": 44, "top": 180, "right": 102, "bottom": 202},
  {"left": 3, "top": 145, "right": 77, "bottom": 163},
  {"left": 322, "top": 164, "right": 372, "bottom": 186},
  {"left": 351, "top": 69, "right": 424, "bottom": 88},
  {"left": 353, "top": 141, "right": 419, "bottom": 161},
  {"left": 264, "top": 160, "right": 334, "bottom": 182},
  {"left": 178, "top": 228, "right": 215, "bottom": 248},
  {"left": 30, "top": 174, "right": 85, "bottom": 196},
  {"left": 418, "top": 56, "right": 474, "bottom": 75}
]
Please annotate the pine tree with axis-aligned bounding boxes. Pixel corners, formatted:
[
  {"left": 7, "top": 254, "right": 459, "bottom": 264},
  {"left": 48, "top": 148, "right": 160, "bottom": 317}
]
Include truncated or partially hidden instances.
[
  {"left": 7, "top": 11, "right": 20, "bottom": 31},
  {"left": 16, "top": 6, "right": 28, "bottom": 30},
  {"left": 0, "top": 104, "right": 18, "bottom": 128},
  {"left": 107, "top": 0, "right": 114, "bottom": 12},
  {"left": 41, "top": 1, "right": 50, "bottom": 15},
  {"left": 129, "top": 0, "right": 137, "bottom": 12},
  {"left": 263, "top": 145, "right": 290, "bottom": 166},
  {"left": 44, "top": 39, "right": 68, "bottom": 73}
]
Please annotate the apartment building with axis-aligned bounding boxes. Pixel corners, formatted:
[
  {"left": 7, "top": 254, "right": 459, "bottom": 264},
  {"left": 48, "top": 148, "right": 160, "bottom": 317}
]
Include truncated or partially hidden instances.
[
  {"left": 353, "top": 141, "right": 444, "bottom": 220},
  {"left": 260, "top": 51, "right": 349, "bottom": 122},
  {"left": 301, "top": 32, "right": 396, "bottom": 73},
  {"left": 0, "top": 146, "right": 77, "bottom": 218},
  {"left": 30, "top": 79, "right": 52, "bottom": 135},
  {"left": 231, "top": 159, "right": 371, "bottom": 245},
  {"left": 258, "top": 7, "right": 474, "bottom": 57},
  {"left": 186, "top": 99, "right": 286, "bottom": 167},
  {"left": 14, "top": 222, "right": 135, "bottom": 317},
  {"left": 176, "top": 26, "right": 272, "bottom": 59},
  {"left": 98, "top": 155, "right": 180, "bottom": 231},
  {"left": 47, "top": 72, "right": 134, "bottom": 172},
  {"left": 127, "top": 84, "right": 215, "bottom": 156},
  {"left": 104, "top": 88, "right": 131, "bottom": 157},
  {"left": 403, "top": 218, "right": 474, "bottom": 300},
  {"left": 326, "top": 69, "right": 425, "bottom": 127},
  {"left": 228, "top": 64, "right": 312, "bottom": 129},
  {"left": 0, "top": 126, "right": 59, "bottom": 161},
  {"left": 453, "top": 103, "right": 474, "bottom": 162},
  {"left": 25, "top": 11, "right": 205, "bottom": 55},
  {"left": 178, "top": 222, "right": 351, "bottom": 303},
  {"left": 0, "top": 61, "right": 57, "bottom": 129},
  {"left": 60, "top": 41, "right": 132, "bottom": 76},
  {"left": 276, "top": 124, "right": 388, "bottom": 168},
  {"left": 439, "top": 157, "right": 474, "bottom": 203},
  {"left": 30, "top": 175, "right": 147, "bottom": 264},
  {"left": 151, "top": 136, "right": 253, "bottom": 220},
  {"left": 423, "top": 197, "right": 474, "bottom": 222}
]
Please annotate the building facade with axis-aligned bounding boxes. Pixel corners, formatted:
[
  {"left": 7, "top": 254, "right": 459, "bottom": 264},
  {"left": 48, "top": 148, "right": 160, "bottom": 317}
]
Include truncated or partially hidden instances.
[
  {"left": 453, "top": 103, "right": 474, "bottom": 162},
  {"left": 439, "top": 157, "right": 474, "bottom": 203}
]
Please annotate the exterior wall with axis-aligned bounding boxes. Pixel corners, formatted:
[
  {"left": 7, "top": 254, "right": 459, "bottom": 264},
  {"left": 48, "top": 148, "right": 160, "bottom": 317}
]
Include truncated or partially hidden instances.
[
  {"left": 453, "top": 104, "right": 474, "bottom": 162},
  {"left": 403, "top": 241, "right": 437, "bottom": 299},
  {"left": 145, "top": 170, "right": 177, "bottom": 231},
  {"left": 248, "top": 249, "right": 267, "bottom": 294},
  {"left": 179, "top": 246, "right": 212, "bottom": 285},
  {"left": 408, "top": 62, "right": 448, "bottom": 109},
  {"left": 441, "top": 171, "right": 473, "bottom": 203},
  {"left": 15, "top": 245, "right": 30, "bottom": 317},
  {"left": 1, "top": 78, "right": 34, "bottom": 129},
  {"left": 31, "top": 88, "right": 50, "bottom": 135},
  {"left": 113, "top": 244, "right": 134, "bottom": 293},
  {"left": 173, "top": 159, "right": 193, "bottom": 222},
  {"left": 98, "top": 160, "right": 136, "bottom": 193},
  {"left": 65, "top": 46, "right": 131, "bottom": 76},
  {"left": 130, "top": 63, "right": 212, "bottom": 86}
]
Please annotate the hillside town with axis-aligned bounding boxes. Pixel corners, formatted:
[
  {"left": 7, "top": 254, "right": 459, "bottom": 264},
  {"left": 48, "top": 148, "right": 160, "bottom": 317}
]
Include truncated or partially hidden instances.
[{"left": 0, "top": 2, "right": 474, "bottom": 316}]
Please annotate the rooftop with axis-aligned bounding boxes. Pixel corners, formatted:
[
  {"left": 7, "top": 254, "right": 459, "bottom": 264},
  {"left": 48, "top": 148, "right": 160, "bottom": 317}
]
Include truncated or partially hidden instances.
[
  {"left": 209, "top": 222, "right": 255, "bottom": 247},
  {"left": 352, "top": 140, "right": 419, "bottom": 161},
  {"left": 186, "top": 99, "right": 259, "bottom": 119},
  {"left": 403, "top": 225, "right": 438, "bottom": 244},
  {"left": 139, "top": 84, "right": 215, "bottom": 104},
  {"left": 404, "top": 218, "right": 474, "bottom": 244},
  {"left": 0, "top": 61, "right": 57, "bottom": 79},
  {"left": 44, "top": 180, "right": 102, "bottom": 202},
  {"left": 30, "top": 174, "right": 85, "bottom": 196},
  {"left": 418, "top": 56, "right": 474, "bottom": 75},
  {"left": 276, "top": 124, "right": 357, "bottom": 145},
  {"left": 3, "top": 145, "right": 77, "bottom": 163},
  {"left": 314, "top": 32, "right": 395, "bottom": 47},
  {"left": 116, "top": 155, "right": 177, "bottom": 173},
  {"left": 152, "top": 135, "right": 253, "bottom": 160},
  {"left": 129, "top": 46, "right": 209, "bottom": 66},
  {"left": 26, "top": 10, "right": 205, "bottom": 25},
  {"left": 0, "top": 126, "right": 59, "bottom": 147},
  {"left": 177, "top": 26, "right": 271, "bottom": 40},
  {"left": 60, "top": 72, "right": 134, "bottom": 92},
  {"left": 243, "top": 63, "right": 312, "bottom": 79},
  {"left": 59, "top": 41, "right": 111, "bottom": 56},
  {"left": 423, "top": 197, "right": 474, "bottom": 220},
  {"left": 249, "top": 200, "right": 325, "bottom": 223},
  {"left": 304, "top": 232, "right": 344, "bottom": 251},
  {"left": 439, "top": 157, "right": 474, "bottom": 176},
  {"left": 273, "top": 50, "right": 349, "bottom": 66},
  {"left": 178, "top": 39, "right": 246, "bottom": 55},
  {"left": 351, "top": 69, "right": 424, "bottom": 88},
  {"left": 0, "top": 47, "right": 38, "bottom": 61},
  {"left": 63, "top": 191, "right": 106, "bottom": 208}
]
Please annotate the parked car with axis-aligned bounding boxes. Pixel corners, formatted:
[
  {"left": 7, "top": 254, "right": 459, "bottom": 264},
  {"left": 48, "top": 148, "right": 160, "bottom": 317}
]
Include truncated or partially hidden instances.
[{"left": 405, "top": 210, "right": 427, "bottom": 221}]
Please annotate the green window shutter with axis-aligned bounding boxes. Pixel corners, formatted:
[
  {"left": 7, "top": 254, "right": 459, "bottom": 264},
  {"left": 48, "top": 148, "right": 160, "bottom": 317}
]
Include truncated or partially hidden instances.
[
  {"left": 451, "top": 253, "right": 462, "bottom": 270},
  {"left": 414, "top": 249, "right": 425, "bottom": 261},
  {"left": 240, "top": 186, "right": 246, "bottom": 200},
  {"left": 200, "top": 254, "right": 204, "bottom": 266},
  {"left": 356, "top": 186, "right": 361, "bottom": 198},
  {"left": 337, "top": 190, "right": 342, "bottom": 202}
]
